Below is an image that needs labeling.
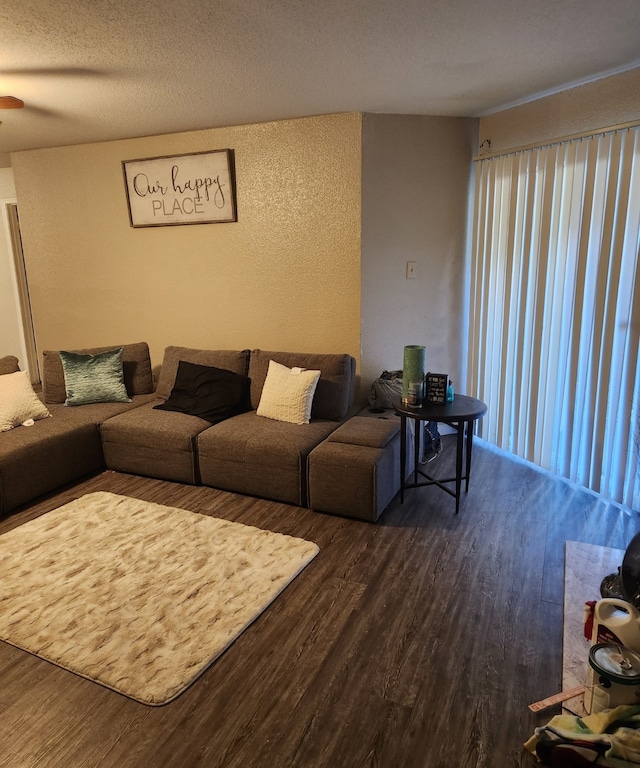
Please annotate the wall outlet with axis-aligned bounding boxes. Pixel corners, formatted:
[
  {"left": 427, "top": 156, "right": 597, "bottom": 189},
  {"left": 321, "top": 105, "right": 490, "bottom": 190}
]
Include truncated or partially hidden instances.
[{"left": 406, "top": 261, "right": 417, "bottom": 279}]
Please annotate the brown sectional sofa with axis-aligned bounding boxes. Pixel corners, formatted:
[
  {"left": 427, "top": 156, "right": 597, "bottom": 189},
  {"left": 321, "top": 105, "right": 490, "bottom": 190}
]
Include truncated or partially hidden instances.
[
  {"left": 102, "top": 346, "right": 356, "bottom": 507},
  {"left": 0, "top": 342, "right": 401, "bottom": 521}
]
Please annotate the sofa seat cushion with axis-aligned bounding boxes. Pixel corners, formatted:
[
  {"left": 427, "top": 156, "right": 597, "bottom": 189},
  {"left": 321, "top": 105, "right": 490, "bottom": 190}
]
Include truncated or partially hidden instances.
[
  {"left": 45, "top": 394, "right": 158, "bottom": 424},
  {"left": 101, "top": 401, "right": 213, "bottom": 484},
  {"left": 325, "top": 416, "right": 399, "bottom": 449},
  {"left": 197, "top": 410, "right": 340, "bottom": 506}
]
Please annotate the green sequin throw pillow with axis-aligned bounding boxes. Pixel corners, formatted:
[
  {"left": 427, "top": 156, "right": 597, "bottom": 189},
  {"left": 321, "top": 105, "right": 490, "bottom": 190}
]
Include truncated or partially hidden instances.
[{"left": 59, "top": 347, "right": 131, "bottom": 406}]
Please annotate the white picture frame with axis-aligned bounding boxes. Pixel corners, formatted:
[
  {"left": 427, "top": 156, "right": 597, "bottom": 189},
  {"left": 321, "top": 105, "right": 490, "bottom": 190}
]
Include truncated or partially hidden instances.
[{"left": 122, "top": 149, "right": 237, "bottom": 228}]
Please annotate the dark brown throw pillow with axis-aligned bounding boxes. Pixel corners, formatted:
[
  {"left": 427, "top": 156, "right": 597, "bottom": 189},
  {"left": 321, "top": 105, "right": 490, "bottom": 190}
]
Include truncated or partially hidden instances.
[{"left": 153, "top": 361, "right": 250, "bottom": 424}]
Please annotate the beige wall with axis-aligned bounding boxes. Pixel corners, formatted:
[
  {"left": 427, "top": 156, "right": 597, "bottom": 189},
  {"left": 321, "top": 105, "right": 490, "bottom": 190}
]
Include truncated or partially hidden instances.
[
  {"left": 0, "top": 168, "right": 28, "bottom": 367},
  {"left": 0, "top": 168, "right": 15, "bottom": 198},
  {"left": 11, "top": 110, "right": 479, "bottom": 401},
  {"left": 360, "top": 114, "right": 478, "bottom": 390},
  {"left": 479, "top": 67, "right": 640, "bottom": 154},
  {"left": 11, "top": 113, "right": 362, "bottom": 375}
]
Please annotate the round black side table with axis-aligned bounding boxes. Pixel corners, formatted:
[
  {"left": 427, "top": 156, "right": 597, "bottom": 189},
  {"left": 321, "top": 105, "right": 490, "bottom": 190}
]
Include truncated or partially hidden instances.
[{"left": 393, "top": 395, "right": 487, "bottom": 514}]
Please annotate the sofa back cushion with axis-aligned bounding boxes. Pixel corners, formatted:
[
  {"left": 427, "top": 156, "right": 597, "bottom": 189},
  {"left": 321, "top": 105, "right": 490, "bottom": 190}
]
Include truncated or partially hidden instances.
[
  {"left": 155, "top": 347, "right": 251, "bottom": 399},
  {"left": 0, "top": 355, "right": 20, "bottom": 375},
  {"left": 42, "top": 342, "right": 154, "bottom": 404},
  {"left": 248, "top": 350, "right": 355, "bottom": 420}
]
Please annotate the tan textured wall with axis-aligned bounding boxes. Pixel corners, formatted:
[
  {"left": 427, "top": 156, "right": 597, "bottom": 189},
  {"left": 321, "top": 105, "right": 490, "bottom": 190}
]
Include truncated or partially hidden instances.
[
  {"left": 480, "top": 68, "right": 640, "bottom": 154},
  {"left": 11, "top": 113, "right": 362, "bottom": 372}
]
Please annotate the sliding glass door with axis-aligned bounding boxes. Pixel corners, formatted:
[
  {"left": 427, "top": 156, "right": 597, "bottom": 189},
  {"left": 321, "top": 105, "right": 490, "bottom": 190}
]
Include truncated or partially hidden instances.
[{"left": 469, "top": 127, "right": 640, "bottom": 509}]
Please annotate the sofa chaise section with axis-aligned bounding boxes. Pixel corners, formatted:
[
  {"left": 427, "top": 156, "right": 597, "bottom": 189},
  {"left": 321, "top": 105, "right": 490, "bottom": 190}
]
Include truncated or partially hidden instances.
[
  {"left": 0, "top": 342, "right": 155, "bottom": 517},
  {"left": 0, "top": 400, "right": 152, "bottom": 516}
]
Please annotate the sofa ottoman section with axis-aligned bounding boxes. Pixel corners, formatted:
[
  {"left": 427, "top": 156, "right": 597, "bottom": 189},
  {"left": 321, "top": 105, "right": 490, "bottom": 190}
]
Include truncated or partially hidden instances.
[{"left": 307, "top": 416, "right": 401, "bottom": 522}]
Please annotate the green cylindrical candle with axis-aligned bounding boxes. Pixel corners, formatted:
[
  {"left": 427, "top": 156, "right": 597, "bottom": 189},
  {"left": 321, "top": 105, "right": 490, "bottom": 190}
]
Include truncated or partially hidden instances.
[{"left": 402, "top": 345, "right": 426, "bottom": 406}]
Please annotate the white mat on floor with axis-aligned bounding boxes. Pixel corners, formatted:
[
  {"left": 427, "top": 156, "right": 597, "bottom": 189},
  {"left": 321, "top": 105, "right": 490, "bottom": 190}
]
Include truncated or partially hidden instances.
[{"left": 0, "top": 492, "right": 319, "bottom": 705}]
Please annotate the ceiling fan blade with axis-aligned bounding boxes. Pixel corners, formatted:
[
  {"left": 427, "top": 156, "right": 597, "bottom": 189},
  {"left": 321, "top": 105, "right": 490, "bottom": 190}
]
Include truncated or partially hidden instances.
[{"left": 0, "top": 96, "right": 24, "bottom": 109}]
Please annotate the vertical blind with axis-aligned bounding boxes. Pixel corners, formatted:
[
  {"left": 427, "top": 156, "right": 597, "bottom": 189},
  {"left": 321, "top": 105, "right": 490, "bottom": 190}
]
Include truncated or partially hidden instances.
[{"left": 469, "top": 127, "right": 640, "bottom": 509}]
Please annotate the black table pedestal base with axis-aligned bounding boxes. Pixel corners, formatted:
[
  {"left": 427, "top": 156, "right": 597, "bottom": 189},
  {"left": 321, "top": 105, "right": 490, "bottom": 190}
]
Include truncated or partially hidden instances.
[{"left": 395, "top": 395, "right": 487, "bottom": 514}]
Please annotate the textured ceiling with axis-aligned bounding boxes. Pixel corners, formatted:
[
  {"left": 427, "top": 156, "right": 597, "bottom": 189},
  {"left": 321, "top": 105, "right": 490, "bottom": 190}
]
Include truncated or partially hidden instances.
[{"left": 1, "top": 0, "right": 640, "bottom": 166}]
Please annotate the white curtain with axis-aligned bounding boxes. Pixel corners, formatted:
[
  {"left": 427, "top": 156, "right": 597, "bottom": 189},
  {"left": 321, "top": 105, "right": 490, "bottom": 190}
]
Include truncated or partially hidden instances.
[{"left": 469, "top": 127, "right": 640, "bottom": 509}]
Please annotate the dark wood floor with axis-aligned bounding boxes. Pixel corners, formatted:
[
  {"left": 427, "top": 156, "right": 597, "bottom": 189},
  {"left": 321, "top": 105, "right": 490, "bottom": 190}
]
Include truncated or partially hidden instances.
[{"left": 1, "top": 437, "right": 638, "bottom": 768}]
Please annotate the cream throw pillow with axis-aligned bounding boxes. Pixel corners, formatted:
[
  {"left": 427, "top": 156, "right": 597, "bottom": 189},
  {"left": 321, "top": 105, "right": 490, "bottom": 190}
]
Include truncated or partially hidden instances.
[
  {"left": 0, "top": 371, "right": 51, "bottom": 432},
  {"left": 257, "top": 360, "right": 321, "bottom": 425}
]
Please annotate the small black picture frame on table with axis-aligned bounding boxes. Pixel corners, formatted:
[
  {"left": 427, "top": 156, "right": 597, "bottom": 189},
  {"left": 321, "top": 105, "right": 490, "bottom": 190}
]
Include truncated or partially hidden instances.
[{"left": 425, "top": 372, "right": 448, "bottom": 403}]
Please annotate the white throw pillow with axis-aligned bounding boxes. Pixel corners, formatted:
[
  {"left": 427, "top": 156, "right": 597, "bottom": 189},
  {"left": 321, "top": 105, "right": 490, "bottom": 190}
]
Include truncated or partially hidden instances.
[
  {"left": 0, "top": 371, "right": 51, "bottom": 432},
  {"left": 257, "top": 360, "right": 321, "bottom": 425}
]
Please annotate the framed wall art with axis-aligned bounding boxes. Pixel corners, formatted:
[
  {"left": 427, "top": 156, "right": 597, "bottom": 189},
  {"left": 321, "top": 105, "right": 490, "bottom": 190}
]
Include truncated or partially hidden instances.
[{"left": 122, "top": 149, "right": 237, "bottom": 228}]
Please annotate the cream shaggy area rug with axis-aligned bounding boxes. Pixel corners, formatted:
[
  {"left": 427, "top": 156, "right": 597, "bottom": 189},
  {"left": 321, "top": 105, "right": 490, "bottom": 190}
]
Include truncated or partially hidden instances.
[{"left": 0, "top": 492, "right": 319, "bottom": 705}]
